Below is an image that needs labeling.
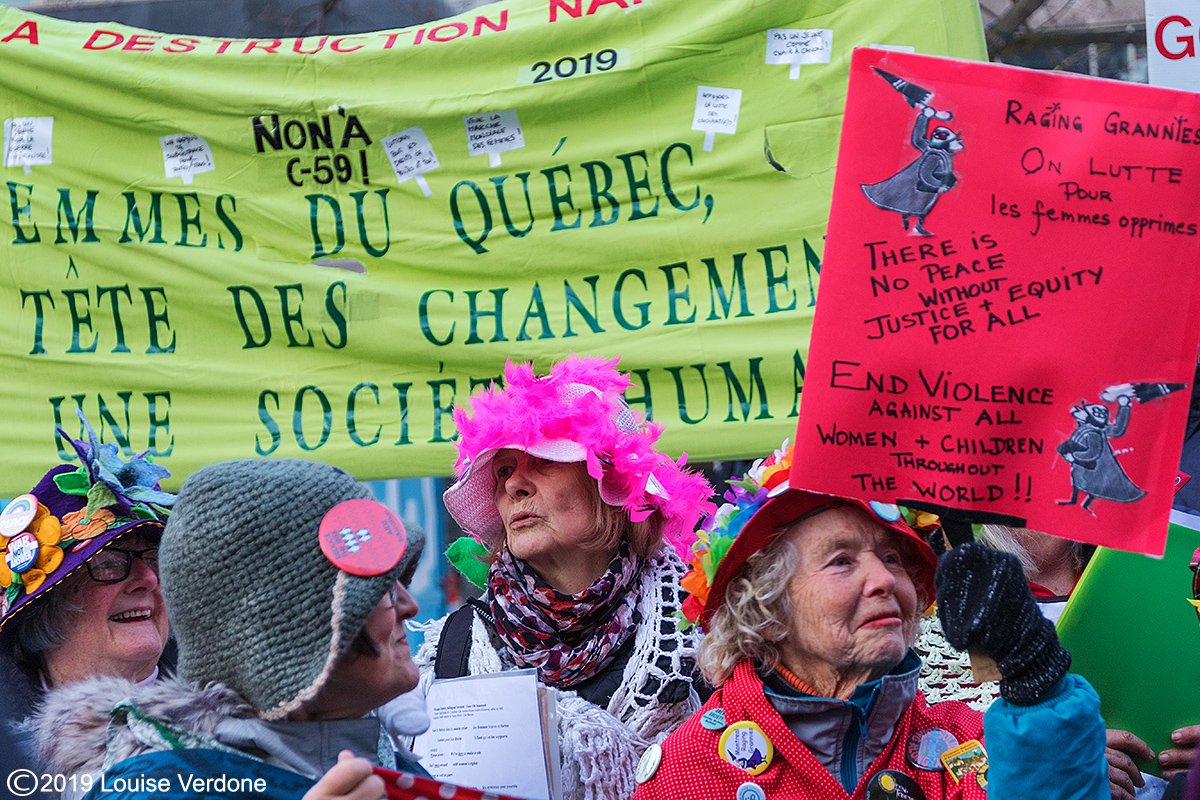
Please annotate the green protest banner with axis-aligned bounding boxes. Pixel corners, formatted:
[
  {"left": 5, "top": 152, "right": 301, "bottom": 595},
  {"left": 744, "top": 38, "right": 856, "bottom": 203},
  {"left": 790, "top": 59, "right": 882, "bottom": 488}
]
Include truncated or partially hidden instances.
[{"left": 0, "top": 0, "right": 984, "bottom": 490}]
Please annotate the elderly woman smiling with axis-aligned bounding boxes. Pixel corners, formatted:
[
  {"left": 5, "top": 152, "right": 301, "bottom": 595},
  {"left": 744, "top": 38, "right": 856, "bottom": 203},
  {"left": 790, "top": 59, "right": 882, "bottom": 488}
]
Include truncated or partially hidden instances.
[
  {"left": 635, "top": 443, "right": 1109, "bottom": 800},
  {"left": 419, "top": 356, "right": 714, "bottom": 800},
  {"left": 35, "top": 459, "right": 428, "bottom": 800},
  {"left": 1, "top": 422, "right": 174, "bottom": 777}
]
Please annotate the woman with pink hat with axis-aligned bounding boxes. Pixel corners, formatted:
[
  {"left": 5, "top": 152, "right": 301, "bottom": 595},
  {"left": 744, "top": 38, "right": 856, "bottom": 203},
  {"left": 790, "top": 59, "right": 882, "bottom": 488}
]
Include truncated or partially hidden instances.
[
  {"left": 633, "top": 441, "right": 1109, "bottom": 800},
  {"left": 419, "top": 356, "right": 715, "bottom": 800}
]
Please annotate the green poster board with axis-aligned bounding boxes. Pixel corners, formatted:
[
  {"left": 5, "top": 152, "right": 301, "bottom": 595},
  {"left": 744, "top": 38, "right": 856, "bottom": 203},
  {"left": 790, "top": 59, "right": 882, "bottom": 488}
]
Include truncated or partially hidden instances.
[{"left": 1058, "top": 518, "right": 1200, "bottom": 764}]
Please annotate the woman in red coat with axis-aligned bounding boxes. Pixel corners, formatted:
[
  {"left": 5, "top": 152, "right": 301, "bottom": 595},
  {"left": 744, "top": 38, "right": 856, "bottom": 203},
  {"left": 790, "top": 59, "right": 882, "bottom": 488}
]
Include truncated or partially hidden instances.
[{"left": 632, "top": 442, "right": 1109, "bottom": 800}]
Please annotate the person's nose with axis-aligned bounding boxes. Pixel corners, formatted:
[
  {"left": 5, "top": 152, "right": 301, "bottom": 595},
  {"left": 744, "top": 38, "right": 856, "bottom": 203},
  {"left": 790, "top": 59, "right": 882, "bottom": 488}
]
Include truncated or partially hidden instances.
[
  {"left": 862, "top": 554, "right": 898, "bottom": 597},
  {"left": 391, "top": 583, "right": 419, "bottom": 621},
  {"left": 503, "top": 457, "right": 536, "bottom": 498},
  {"left": 124, "top": 556, "right": 160, "bottom": 592}
]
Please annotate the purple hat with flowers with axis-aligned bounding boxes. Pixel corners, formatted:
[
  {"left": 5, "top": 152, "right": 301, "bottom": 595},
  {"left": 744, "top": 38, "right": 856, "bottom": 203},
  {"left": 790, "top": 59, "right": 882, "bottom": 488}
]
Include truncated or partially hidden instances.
[{"left": 0, "top": 413, "right": 175, "bottom": 634}]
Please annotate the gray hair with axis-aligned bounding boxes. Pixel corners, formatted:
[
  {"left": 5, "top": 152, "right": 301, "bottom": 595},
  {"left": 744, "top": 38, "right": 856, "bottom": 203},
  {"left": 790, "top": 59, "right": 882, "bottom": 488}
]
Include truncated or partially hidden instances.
[
  {"left": 697, "top": 531, "right": 804, "bottom": 687},
  {"left": 978, "top": 525, "right": 1093, "bottom": 578},
  {"left": 698, "top": 512, "right": 929, "bottom": 688},
  {"left": 6, "top": 579, "right": 84, "bottom": 674}
]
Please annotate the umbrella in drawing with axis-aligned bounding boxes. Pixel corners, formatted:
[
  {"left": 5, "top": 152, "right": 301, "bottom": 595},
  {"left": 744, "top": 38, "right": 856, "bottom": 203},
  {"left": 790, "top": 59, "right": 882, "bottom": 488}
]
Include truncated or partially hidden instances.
[
  {"left": 860, "top": 68, "right": 963, "bottom": 237},
  {"left": 1056, "top": 381, "right": 1185, "bottom": 515}
]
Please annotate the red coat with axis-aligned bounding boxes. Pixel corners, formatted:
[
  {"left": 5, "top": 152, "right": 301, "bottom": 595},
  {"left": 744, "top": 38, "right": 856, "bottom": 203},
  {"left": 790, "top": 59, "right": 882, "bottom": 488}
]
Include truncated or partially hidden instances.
[{"left": 632, "top": 660, "right": 988, "bottom": 800}]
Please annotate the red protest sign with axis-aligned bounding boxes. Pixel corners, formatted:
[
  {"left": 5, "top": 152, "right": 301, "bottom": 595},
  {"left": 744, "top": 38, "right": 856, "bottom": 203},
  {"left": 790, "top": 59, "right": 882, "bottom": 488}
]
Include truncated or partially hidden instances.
[{"left": 791, "top": 49, "right": 1200, "bottom": 556}]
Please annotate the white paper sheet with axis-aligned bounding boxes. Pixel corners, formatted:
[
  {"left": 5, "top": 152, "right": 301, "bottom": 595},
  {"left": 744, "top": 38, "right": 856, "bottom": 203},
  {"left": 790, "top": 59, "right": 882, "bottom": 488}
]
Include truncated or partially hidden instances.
[
  {"left": 160, "top": 134, "right": 215, "bottom": 184},
  {"left": 414, "top": 669, "right": 554, "bottom": 800},
  {"left": 766, "top": 28, "right": 832, "bottom": 78},
  {"left": 5, "top": 117, "right": 53, "bottom": 172},
  {"left": 382, "top": 126, "right": 439, "bottom": 196},
  {"left": 691, "top": 86, "right": 742, "bottom": 151},
  {"left": 464, "top": 110, "right": 524, "bottom": 167}
]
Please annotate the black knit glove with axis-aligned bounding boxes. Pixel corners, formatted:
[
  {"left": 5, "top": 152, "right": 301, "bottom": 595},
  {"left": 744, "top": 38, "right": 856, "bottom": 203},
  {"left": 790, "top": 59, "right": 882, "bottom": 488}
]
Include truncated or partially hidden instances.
[{"left": 935, "top": 542, "right": 1071, "bottom": 705}]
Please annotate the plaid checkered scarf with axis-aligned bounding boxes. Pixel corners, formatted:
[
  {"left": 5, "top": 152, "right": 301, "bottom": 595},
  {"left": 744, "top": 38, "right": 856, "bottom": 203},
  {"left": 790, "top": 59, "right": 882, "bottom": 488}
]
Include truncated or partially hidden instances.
[{"left": 487, "top": 541, "right": 643, "bottom": 688}]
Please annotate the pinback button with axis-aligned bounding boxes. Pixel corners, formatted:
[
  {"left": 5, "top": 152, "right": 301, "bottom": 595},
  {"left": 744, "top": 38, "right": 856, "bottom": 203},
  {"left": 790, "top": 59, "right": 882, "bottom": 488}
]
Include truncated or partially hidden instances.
[
  {"left": 701, "top": 708, "right": 728, "bottom": 731},
  {"left": 0, "top": 494, "right": 38, "bottom": 537},
  {"left": 866, "top": 769, "right": 927, "bottom": 800},
  {"left": 869, "top": 501, "right": 902, "bottom": 522},
  {"left": 635, "top": 743, "right": 662, "bottom": 784},
  {"left": 906, "top": 728, "right": 958, "bottom": 771},
  {"left": 318, "top": 499, "right": 407, "bottom": 577},
  {"left": 719, "top": 721, "right": 774, "bottom": 777},
  {"left": 736, "top": 782, "right": 766, "bottom": 800},
  {"left": 5, "top": 531, "right": 39, "bottom": 574}
]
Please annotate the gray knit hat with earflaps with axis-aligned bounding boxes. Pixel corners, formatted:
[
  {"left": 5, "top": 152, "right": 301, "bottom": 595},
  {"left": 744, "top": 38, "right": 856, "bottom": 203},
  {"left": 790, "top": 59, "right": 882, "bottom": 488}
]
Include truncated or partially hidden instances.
[{"left": 160, "top": 458, "right": 424, "bottom": 719}]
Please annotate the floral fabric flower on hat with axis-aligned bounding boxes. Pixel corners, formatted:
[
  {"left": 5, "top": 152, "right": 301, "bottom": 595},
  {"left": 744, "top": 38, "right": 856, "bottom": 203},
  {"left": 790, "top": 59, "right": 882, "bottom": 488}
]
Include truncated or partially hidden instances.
[
  {"left": 56, "top": 413, "right": 175, "bottom": 519},
  {"left": 679, "top": 442, "right": 794, "bottom": 627},
  {"left": 0, "top": 409, "right": 176, "bottom": 634},
  {"left": 1, "top": 503, "right": 66, "bottom": 604},
  {"left": 677, "top": 440, "right": 940, "bottom": 630}
]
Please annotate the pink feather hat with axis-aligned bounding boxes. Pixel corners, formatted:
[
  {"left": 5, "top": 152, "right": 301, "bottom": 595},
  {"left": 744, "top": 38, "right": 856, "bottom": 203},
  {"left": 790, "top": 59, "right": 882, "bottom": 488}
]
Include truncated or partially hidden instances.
[{"left": 442, "top": 356, "right": 715, "bottom": 553}]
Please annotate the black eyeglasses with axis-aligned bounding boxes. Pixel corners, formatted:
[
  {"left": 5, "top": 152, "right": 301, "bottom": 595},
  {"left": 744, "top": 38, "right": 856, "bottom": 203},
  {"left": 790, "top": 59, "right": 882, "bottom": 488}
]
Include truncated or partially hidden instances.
[{"left": 86, "top": 547, "right": 159, "bottom": 584}]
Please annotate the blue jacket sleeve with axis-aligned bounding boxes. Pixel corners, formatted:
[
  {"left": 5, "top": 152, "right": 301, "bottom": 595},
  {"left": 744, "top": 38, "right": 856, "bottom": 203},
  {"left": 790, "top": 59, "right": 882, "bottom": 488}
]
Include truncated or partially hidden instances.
[{"left": 983, "top": 673, "right": 1108, "bottom": 800}]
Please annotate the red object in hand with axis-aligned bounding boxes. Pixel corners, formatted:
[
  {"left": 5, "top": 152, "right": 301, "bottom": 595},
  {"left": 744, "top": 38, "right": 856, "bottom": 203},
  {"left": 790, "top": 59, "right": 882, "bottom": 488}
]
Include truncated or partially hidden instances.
[{"left": 372, "top": 768, "right": 529, "bottom": 800}]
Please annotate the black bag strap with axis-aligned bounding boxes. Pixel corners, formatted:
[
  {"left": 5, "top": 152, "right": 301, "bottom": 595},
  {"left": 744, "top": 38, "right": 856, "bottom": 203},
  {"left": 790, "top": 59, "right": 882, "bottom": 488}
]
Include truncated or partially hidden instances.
[{"left": 434, "top": 604, "right": 478, "bottom": 679}]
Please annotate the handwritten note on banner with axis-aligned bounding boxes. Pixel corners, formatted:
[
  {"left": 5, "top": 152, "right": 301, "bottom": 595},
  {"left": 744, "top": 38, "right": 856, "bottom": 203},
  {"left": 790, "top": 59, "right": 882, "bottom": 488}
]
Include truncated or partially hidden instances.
[
  {"left": 4, "top": 116, "right": 53, "bottom": 172},
  {"left": 464, "top": 110, "right": 523, "bottom": 167},
  {"left": 160, "top": 134, "right": 215, "bottom": 184},
  {"left": 766, "top": 28, "right": 832, "bottom": 79},
  {"left": 692, "top": 86, "right": 742, "bottom": 152},
  {"left": 382, "top": 126, "right": 439, "bottom": 196},
  {"left": 791, "top": 49, "right": 1200, "bottom": 556}
]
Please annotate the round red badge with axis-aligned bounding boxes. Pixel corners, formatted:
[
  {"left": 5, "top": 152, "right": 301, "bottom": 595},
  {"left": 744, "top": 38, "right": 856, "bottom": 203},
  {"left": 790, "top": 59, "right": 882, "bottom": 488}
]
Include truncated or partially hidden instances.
[{"left": 318, "top": 499, "right": 407, "bottom": 576}]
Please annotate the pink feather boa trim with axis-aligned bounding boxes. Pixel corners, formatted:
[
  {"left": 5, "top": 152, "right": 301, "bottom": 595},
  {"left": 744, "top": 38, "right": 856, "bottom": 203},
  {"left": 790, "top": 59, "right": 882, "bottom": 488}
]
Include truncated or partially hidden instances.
[{"left": 452, "top": 356, "right": 715, "bottom": 556}]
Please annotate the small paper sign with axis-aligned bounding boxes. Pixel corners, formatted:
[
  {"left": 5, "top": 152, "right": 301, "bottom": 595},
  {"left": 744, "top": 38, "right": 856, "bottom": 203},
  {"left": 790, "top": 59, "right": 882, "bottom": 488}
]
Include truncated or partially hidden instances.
[
  {"left": 318, "top": 498, "right": 407, "bottom": 577},
  {"left": 4, "top": 117, "right": 53, "bottom": 173},
  {"left": 692, "top": 86, "right": 741, "bottom": 152},
  {"left": 464, "top": 110, "right": 524, "bottom": 168},
  {"left": 382, "top": 126, "right": 439, "bottom": 196},
  {"left": 160, "top": 134, "right": 215, "bottom": 185},
  {"left": 766, "top": 28, "right": 833, "bottom": 79}
]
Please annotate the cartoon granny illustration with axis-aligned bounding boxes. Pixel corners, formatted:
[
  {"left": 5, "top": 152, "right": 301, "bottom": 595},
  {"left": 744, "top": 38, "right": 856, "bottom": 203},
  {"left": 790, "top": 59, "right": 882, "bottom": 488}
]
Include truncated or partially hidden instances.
[
  {"left": 1057, "top": 382, "right": 1184, "bottom": 515},
  {"left": 861, "top": 68, "right": 963, "bottom": 237}
]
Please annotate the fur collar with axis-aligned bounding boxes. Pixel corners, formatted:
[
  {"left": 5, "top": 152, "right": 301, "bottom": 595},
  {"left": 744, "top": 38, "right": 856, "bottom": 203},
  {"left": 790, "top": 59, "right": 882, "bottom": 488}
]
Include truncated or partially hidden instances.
[{"left": 33, "top": 675, "right": 254, "bottom": 775}]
